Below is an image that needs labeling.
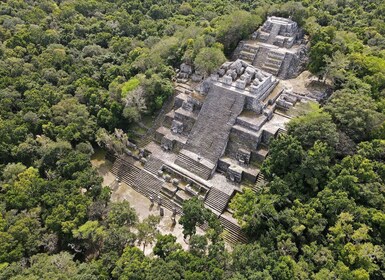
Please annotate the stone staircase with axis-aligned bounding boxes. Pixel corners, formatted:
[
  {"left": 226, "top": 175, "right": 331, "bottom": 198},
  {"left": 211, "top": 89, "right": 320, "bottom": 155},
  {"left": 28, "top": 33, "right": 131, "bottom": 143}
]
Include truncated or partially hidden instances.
[
  {"left": 175, "top": 150, "right": 213, "bottom": 180},
  {"left": 262, "top": 51, "right": 285, "bottom": 76},
  {"left": 111, "top": 157, "right": 248, "bottom": 245},
  {"left": 182, "top": 85, "right": 246, "bottom": 163},
  {"left": 143, "top": 156, "right": 164, "bottom": 175},
  {"left": 160, "top": 194, "right": 183, "bottom": 215},
  {"left": 204, "top": 187, "right": 231, "bottom": 214},
  {"left": 254, "top": 172, "right": 267, "bottom": 191},
  {"left": 111, "top": 158, "right": 162, "bottom": 198},
  {"left": 238, "top": 44, "right": 259, "bottom": 64},
  {"left": 220, "top": 215, "right": 248, "bottom": 244},
  {"left": 277, "top": 52, "right": 296, "bottom": 79},
  {"left": 267, "top": 23, "right": 281, "bottom": 44},
  {"left": 252, "top": 47, "right": 269, "bottom": 69}
]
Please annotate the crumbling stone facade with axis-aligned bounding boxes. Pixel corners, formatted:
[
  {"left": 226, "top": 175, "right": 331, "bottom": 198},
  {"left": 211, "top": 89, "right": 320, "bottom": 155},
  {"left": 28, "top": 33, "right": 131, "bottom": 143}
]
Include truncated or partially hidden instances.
[{"left": 234, "top": 16, "right": 308, "bottom": 79}]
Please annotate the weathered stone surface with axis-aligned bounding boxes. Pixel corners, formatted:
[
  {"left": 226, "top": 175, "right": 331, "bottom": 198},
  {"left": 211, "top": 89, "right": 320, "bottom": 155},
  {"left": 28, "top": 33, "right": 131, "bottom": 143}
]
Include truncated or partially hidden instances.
[
  {"left": 164, "top": 174, "right": 171, "bottom": 182},
  {"left": 227, "top": 166, "right": 243, "bottom": 183},
  {"left": 236, "top": 149, "right": 251, "bottom": 165},
  {"left": 180, "top": 63, "right": 193, "bottom": 74},
  {"left": 171, "top": 178, "right": 179, "bottom": 186},
  {"left": 234, "top": 16, "right": 307, "bottom": 79},
  {"left": 161, "top": 137, "right": 174, "bottom": 151}
]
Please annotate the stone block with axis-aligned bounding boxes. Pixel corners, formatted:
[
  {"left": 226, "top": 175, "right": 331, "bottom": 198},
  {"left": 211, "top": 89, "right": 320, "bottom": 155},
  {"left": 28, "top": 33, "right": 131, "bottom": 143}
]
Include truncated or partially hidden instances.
[
  {"left": 236, "top": 148, "right": 251, "bottom": 165},
  {"left": 164, "top": 174, "right": 171, "bottom": 182},
  {"left": 210, "top": 74, "right": 219, "bottom": 81},
  {"left": 181, "top": 100, "right": 194, "bottom": 112},
  {"left": 236, "top": 79, "right": 246, "bottom": 89},
  {"left": 227, "top": 166, "right": 243, "bottom": 183},
  {"left": 245, "top": 66, "right": 256, "bottom": 76},
  {"left": 161, "top": 137, "right": 174, "bottom": 151},
  {"left": 222, "top": 75, "right": 233, "bottom": 86},
  {"left": 171, "top": 178, "right": 179, "bottom": 187},
  {"left": 180, "top": 63, "right": 193, "bottom": 74},
  {"left": 185, "top": 184, "right": 199, "bottom": 196},
  {"left": 231, "top": 60, "right": 243, "bottom": 72},
  {"left": 218, "top": 68, "right": 226, "bottom": 76},
  {"left": 191, "top": 74, "right": 203, "bottom": 82},
  {"left": 171, "top": 120, "right": 184, "bottom": 134},
  {"left": 250, "top": 84, "right": 259, "bottom": 95}
]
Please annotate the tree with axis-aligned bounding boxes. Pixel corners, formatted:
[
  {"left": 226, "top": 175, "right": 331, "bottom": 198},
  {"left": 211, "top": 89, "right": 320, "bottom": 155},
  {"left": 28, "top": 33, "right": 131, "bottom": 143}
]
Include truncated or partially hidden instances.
[
  {"left": 230, "top": 190, "right": 279, "bottom": 237},
  {"left": 287, "top": 110, "right": 339, "bottom": 150},
  {"left": 214, "top": 10, "right": 262, "bottom": 55},
  {"left": 112, "top": 246, "right": 148, "bottom": 280},
  {"left": 188, "top": 235, "right": 207, "bottom": 257},
  {"left": 72, "top": 220, "right": 106, "bottom": 256},
  {"left": 324, "top": 51, "right": 349, "bottom": 86},
  {"left": 137, "top": 215, "right": 160, "bottom": 252},
  {"left": 107, "top": 201, "right": 138, "bottom": 228},
  {"left": 179, "top": 198, "right": 206, "bottom": 238},
  {"left": 299, "top": 141, "right": 332, "bottom": 193},
  {"left": 48, "top": 98, "right": 97, "bottom": 142},
  {"left": 145, "top": 258, "right": 184, "bottom": 280},
  {"left": 328, "top": 213, "right": 384, "bottom": 275},
  {"left": 194, "top": 47, "right": 226, "bottom": 77},
  {"left": 261, "top": 134, "right": 304, "bottom": 179},
  {"left": 230, "top": 243, "right": 272, "bottom": 279},
  {"left": 325, "top": 90, "right": 384, "bottom": 142},
  {"left": 153, "top": 234, "right": 182, "bottom": 259},
  {"left": 308, "top": 26, "right": 338, "bottom": 76},
  {"left": 0, "top": 209, "right": 43, "bottom": 263},
  {"left": 3, "top": 167, "right": 43, "bottom": 210}
]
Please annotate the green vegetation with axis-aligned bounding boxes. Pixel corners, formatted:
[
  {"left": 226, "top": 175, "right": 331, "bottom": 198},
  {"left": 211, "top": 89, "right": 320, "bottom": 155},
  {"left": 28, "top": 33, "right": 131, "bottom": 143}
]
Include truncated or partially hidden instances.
[{"left": 1, "top": 0, "right": 385, "bottom": 279}]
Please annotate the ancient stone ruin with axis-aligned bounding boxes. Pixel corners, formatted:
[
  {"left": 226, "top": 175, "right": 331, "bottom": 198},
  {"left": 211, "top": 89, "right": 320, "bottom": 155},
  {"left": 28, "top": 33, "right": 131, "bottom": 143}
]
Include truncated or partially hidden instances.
[
  {"left": 234, "top": 16, "right": 307, "bottom": 79},
  {"left": 110, "top": 17, "right": 315, "bottom": 244}
]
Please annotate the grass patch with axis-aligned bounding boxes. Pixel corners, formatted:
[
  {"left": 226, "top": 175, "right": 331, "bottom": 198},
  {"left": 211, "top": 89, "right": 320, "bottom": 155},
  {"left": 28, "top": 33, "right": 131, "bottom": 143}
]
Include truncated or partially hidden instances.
[{"left": 286, "top": 100, "right": 319, "bottom": 117}]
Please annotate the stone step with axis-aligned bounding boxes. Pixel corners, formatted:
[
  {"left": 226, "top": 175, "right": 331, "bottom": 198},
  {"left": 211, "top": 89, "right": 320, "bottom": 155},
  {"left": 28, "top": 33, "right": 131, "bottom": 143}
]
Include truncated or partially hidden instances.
[
  {"left": 252, "top": 47, "right": 269, "bottom": 68},
  {"left": 255, "top": 146, "right": 269, "bottom": 162},
  {"left": 243, "top": 44, "right": 259, "bottom": 53},
  {"left": 239, "top": 50, "right": 255, "bottom": 62},
  {"left": 261, "top": 65, "right": 280, "bottom": 75},
  {"left": 163, "top": 112, "right": 174, "bottom": 128},
  {"left": 175, "top": 153, "right": 213, "bottom": 180},
  {"left": 263, "top": 63, "right": 281, "bottom": 72},
  {"left": 251, "top": 184, "right": 263, "bottom": 193},
  {"left": 159, "top": 194, "right": 183, "bottom": 215},
  {"left": 219, "top": 215, "right": 248, "bottom": 244},
  {"left": 264, "top": 59, "right": 282, "bottom": 68},
  {"left": 265, "top": 57, "right": 283, "bottom": 65},
  {"left": 255, "top": 172, "right": 267, "bottom": 190},
  {"left": 111, "top": 158, "right": 162, "bottom": 199},
  {"left": 144, "top": 156, "right": 164, "bottom": 175},
  {"left": 266, "top": 23, "right": 281, "bottom": 44},
  {"left": 267, "top": 51, "right": 285, "bottom": 60},
  {"left": 182, "top": 85, "right": 245, "bottom": 165},
  {"left": 204, "top": 187, "right": 230, "bottom": 214}
]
